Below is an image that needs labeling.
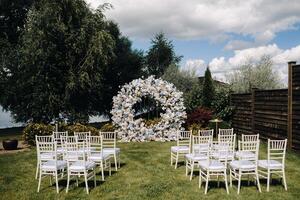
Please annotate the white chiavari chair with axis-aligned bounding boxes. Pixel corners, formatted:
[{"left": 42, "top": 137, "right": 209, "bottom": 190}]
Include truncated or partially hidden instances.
[
  {"left": 198, "top": 141, "right": 230, "bottom": 194},
  {"left": 65, "top": 140, "right": 96, "bottom": 194},
  {"left": 87, "top": 136, "right": 112, "bottom": 181},
  {"left": 236, "top": 134, "right": 259, "bottom": 160},
  {"left": 229, "top": 139, "right": 261, "bottom": 194},
  {"left": 213, "top": 134, "right": 236, "bottom": 162},
  {"left": 185, "top": 135, "right": 211, "bottom": 180},
  {"left": 258, "top": 139, "right": 287, "bottom": 192},
  {"left": 37, "top": 140, "right": 67, "bottom": 193},
  {"left": 35, "top": 135, "right": 54, "bottom": 179},
  {"left": 171, "top": 130, "right": 192, "bottom": 169},
  {"left": 99, "top": 131, "right": 120, "bottom": 171}
]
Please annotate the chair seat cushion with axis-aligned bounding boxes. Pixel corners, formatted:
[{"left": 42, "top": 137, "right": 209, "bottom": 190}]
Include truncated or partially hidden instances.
[
  {"left": 102, "top": 148, "right": 120, "bottom": 154},
  {"left": 230, "top": 160, "right": 256, "bottom": 170},
  {"left": 89, "top": 152, "right": 111, "bottom": 161},
  {"left": 69, "top": 161, "right": 96, "bottom": 171},
  {"left": 185, "top": 153, "right": 208, "bottom": 161},
  {"left": 235, "top": 151, "right": 256, "bottom": 159},
  {"left": 193, "top": 144, "right": 210, "bottom": 151},
  {"left": 199, "top": 160, "right": 226, "bottom": 170},
  {"left": 212, "top": 152, "right": 234, "bottom": 160},
  {"left": 258, "top": 160, "right": 283, "bottom": 169},
  {"left": 41, "top": 160, "right": 67, "bottom": 171},
  {"left": 171, "top": 146, "right": 189, "bottom": 153}
]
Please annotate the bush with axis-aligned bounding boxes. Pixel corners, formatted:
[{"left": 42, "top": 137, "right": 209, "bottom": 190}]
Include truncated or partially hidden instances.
[
  {"left": 65, "top": 123, "right": 99, "bottom": 135},
  {"left": 23, "top": 123, "right": 54, "bottom": 145},
  {"left": 100, "top": 123, "right": 117, "bottom": 132},
  {"left": 186, "top": 107, "right": 212, "bottom": 128}
]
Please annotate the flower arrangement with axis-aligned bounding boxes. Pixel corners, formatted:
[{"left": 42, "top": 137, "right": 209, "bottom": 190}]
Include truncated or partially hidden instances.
[{"left": 111, "top": 76, "right": 186, "bottom": 142}]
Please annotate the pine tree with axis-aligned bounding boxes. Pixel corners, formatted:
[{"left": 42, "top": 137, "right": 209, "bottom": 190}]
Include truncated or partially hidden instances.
[{"left": 202, "top": 67, "right": 215, "bottom": 108}]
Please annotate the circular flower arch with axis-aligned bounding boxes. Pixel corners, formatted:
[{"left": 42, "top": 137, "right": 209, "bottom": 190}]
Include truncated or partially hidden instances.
[{"left": 111, "top": 76, "right": 186, "bottom": 142}]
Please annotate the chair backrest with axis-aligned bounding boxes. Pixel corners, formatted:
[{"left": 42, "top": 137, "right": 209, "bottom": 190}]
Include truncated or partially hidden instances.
[
  {"left": 215, "top": 140, "right": 231, "bottom": 166},
  {"left": 87, "top": 136, "right": 104, "bottom": 159},
  {"left": 99, "top": 131, "right": 117, "bottom": 148},
  {"left": 218, "top": 128, "right": 233, "bottom": 136},
  {"left": 64, "top": 140, "right": 86, "bottom": 162},
  {"left": 176, "top": 130, "right": 192, "bottom": 147},
  {"left": 36, "top": 135, "right": 54, "bottom": 143},
  {"left": 53, "top": 131, "right": 68, "bottom": 146},
  {"left": 218, "top": 133, "right": 236, "bottom": 152},
  {"left": 239, "top": 134, "right": 259, "bottom": 151},
  {"left": 238, "top": 139, "right": 260, "bottom": 161},
  {"left": 74, "top": 131, "right": 91, "bottom": 142},
  {"left": 198, "top": 129, "right": 214, "bottom": 137},
  {"left": 36, "top": 139, "right": 57, "bottom": 161},
  {"left": 191, "top": 135, "right": 212, "bottom": 155},
  {"left": 268, "top": 139, "right": 287, "bottom": 165}
]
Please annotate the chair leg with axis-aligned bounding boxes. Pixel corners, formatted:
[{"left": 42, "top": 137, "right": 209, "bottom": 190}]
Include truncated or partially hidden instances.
[
  {"left": 84, "top": 171, "right": 89, "bottom": 194},
  {"left": 237, "top": 173, "right": 241, "bottom": 194},
  {"left": 282, "top": 169, "right": 288, "bottom": 191},
  {"left": 229, "top": 169, "right": 232, "bottom": 187},
  {"left": 114, "top": 154, "right": 118, "bottom": 171},
  {"left": 55, "top": 171, "right": 59, "bottom": 193},
  {"left": 101, "top": 162, "right": 105, "bottom": 181},
  {"left": 256, "top": 170, "right": 262, "bottom": 193},
  {"left": 267, "top": 169, "right": 270, "bottom": 192},
  {"left": 224, "top": 170, "right": 229, "bottom": 194},
  {"left": 190, "top": 161, "right": 194, "bottom": 181},
  {"left": 37, "top": 169, "right": 42, "bottom": 192},
  {"left": 248, "top": 174, "right": 250, "bottom": 186},
  {"left": 118, "top": 153, "right": 121, "bottom": 168},
  {"left": 94, "top": 169, "right": 97, "bottom": 187},
  {"left": 205, "top": 171, "right": 209, "bottom": 194},
  {"left": 35, "top": 160, "right": 39, "bottom": 179},
  {"left": 199, "top": 169, "right": 202, "bottom": 188},
  {"left": 217, "top": 175, "right": 220, "bottom": 187},
  {"left": 66, "top": 171, "right": 70, "bottom": 193},
  {"left": 175, "top": 153, "right": 179, "bottom": 169}
]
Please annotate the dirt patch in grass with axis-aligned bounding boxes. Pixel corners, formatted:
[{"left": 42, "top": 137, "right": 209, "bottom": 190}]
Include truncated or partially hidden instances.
[{"left": 0, "top": 140, "right": 30, "bottom": 154}]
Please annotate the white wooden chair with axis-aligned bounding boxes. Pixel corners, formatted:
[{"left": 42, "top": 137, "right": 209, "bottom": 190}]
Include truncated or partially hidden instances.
[
  {"left": 35, "top": 135, "right": 54, "bottom": 179},
  {"left": 198, "top": 129, "right": 214, "bottom": 137},
  {"left": 236, "top": 134, "right": 259, "bottom": 160},
  {"left": 171, "top": 130, "right": 191, "bottom": 169},
  {"left": 198, "top": 141, "right": 229, "bottom": 194},
  {"left": 36, "top": 140, "right": 67, "bottom": 193},
  {"left": 99, "top": 131, "right": 120, "bottom": 171},
  {"left": 229, "top": 139, "right": 261, "bottom": 194},
  {"left": 219, "top": 128, "right": 234, "bottom": 136},
  {"left": 87, "top": 136, "right": 112, "bottom": 181},
  {"left": 258, "top": 139, "right": 287, "bottom": 192},
  {"left": 185, "top": 135, "right": 211, "bottom": 180},
  {"left": 65, "top": 140, "right": 96, "bottom": 194}
]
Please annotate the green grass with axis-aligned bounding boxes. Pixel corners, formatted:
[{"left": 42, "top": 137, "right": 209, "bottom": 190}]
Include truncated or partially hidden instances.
[{"left": 0, "top": 141, "right": 300, "bottom": 200}]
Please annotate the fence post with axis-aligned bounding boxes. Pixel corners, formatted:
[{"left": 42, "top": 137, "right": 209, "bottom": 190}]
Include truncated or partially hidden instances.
[
  {"left": 288, "top": 61, "right": 296, "bottom": 150},
  {"left": 251, "top": 88, "right": 257, "bottom": 134}
]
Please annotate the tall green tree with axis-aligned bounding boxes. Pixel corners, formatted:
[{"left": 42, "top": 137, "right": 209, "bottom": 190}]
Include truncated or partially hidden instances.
[
  {"left": 145, "top": 33, "right": 181, "bottom": 77},
  {"left": 100, "top": 22, "right": 144, "bottom": 115},
  {"left": 0, "top": 0, "right": 115, "bottom": 123},
  {"left": 202, "top": 67, "right": 215, "bottom": 108}
]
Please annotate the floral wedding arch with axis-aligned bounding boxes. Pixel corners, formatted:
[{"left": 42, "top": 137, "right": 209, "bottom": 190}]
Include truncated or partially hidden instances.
[{"left": 111, "top": 76, "right": 187, "bottom": 142}]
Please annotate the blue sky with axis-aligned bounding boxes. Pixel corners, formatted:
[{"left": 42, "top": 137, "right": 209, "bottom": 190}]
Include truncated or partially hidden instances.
[{"left": 2, "top": 0, "right": 300, "bottom": 128}]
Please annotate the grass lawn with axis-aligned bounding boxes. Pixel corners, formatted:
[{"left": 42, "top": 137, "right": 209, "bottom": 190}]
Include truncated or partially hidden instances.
[{"left": 1, "top": 136, "right": 300, "bottom": 200}]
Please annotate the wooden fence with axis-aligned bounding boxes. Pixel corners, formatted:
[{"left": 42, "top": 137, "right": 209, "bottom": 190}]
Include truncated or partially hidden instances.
[{"left": 231, "top": 61, "right": 300, "bottom": 150}]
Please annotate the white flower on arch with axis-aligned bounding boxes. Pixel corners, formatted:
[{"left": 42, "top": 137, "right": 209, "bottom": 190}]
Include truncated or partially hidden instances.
[{"left": 111, "top": 76, "right": 186, "bottom": 142}]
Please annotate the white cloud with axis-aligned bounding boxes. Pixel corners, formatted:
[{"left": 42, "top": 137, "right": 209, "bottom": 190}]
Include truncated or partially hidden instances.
[
  {"left": 181, "top": 59, "right": 206, "bottom": 76},
  {"left": 86, "top": 0, "right": 300, "bottom": 48},
  {"left": 185, "top": 44, "right": 300, "bottom": 84}
]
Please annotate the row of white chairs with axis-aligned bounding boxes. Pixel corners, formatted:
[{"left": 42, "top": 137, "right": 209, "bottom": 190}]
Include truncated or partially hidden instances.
[
  {"left": 170, "top": 129, "right": 288, "bottom": 194},
  {"left": 35, "top": 131, "right": 120, "bottom": 194}
]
